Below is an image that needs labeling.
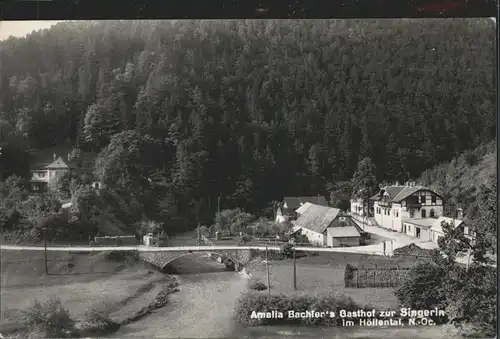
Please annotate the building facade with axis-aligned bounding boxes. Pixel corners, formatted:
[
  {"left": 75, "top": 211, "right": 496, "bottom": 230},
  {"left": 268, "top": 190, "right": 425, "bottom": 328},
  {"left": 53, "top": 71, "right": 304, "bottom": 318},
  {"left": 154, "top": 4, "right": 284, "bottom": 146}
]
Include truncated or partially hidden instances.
[
  {"left": 29, "top": 155, "right": 69, "bottom": 193},
  {"left": 371, "top": 182, "right": 444, "bottom": 232},
  {"left": 292, "top": 203, "right": 363, "bottom": 247}
]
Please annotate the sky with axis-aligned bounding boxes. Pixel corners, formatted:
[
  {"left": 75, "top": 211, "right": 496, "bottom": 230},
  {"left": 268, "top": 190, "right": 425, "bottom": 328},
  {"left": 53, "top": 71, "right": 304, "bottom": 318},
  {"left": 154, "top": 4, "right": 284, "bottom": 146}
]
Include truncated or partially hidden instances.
[
  {"left": 0, "top": 21, "right": 63, "bottom": 41},
  {"left": 0, "top": 18, "right": 494, "bottom": 41}
]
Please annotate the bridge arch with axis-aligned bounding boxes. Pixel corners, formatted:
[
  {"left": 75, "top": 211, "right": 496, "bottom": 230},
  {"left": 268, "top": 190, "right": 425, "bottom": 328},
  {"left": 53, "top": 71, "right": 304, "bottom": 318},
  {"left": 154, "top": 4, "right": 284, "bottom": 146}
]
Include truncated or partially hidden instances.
[{"left": 159, "top": 251, "right": 242, "bottom": 272}]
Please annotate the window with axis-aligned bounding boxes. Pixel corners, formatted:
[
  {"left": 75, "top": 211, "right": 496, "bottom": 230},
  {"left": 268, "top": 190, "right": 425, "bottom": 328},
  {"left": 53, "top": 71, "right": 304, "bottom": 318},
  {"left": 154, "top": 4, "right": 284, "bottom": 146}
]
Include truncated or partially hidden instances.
[
  {"left": 431, "top": 195, "right": 436, "bottom": 204},
  {"left": 420, "top": 195, "right": 426, "bottom": 204},
  {"left": 396, "top": 211, "right": 399, "bottom": 217},
  {"left": 38, "top": 171, "right": 46, "bottom": 178},
  {"left": 421, "top": 210, "right": 427, "bottom": 218},
  {"left": 409, "top": 209, "right": 415, "bottom": 218},
  {"left": 430, "top": 209, "right": 435, "bottom": 217}
]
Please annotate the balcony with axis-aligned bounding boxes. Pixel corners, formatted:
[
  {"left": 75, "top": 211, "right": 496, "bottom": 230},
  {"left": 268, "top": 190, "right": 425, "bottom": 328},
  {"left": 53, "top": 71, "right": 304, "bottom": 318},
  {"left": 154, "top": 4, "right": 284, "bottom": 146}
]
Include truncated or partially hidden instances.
[
  {"left": 378, "top": 198, "right": 392, "bottom": 208},
  {"left": 406, "top": 203, "right": 422, "bottom": 209}
]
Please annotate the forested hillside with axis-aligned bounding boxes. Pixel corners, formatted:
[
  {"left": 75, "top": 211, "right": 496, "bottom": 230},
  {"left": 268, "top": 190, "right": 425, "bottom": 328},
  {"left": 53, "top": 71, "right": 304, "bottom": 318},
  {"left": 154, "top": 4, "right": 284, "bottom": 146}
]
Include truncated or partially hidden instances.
[
  {"left": 418, "top": 140, "right": 496, "bottom": 215},
  {"left": 0, "top": 19, "right": 496, "bottom": 230}
]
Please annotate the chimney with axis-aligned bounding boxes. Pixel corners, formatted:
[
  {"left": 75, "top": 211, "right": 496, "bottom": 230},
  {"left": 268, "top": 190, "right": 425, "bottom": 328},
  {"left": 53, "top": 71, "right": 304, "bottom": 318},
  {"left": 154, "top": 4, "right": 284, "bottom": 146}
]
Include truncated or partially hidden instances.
[
  {"left": 456, "top": 208, "right": 463, "bottom": 219},
  {"left": 405, "top": 181, "right": 409, "bottom": 187},
  {"left": 53, "top": 153, "right": 56, "bottom": 161},
  {"left": 395, "top": 181, "right": 400, "bottom": 186}
]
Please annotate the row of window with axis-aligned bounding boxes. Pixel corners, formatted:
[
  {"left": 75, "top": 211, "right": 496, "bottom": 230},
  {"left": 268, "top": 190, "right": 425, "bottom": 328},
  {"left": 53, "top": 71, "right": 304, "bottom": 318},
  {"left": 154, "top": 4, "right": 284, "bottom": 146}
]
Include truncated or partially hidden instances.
[
  {"left": 416, "top": 195, "right": 437, "bottom": 204},
  {"left": 376, "top": 207, "right": 436, "bottom": 218}
]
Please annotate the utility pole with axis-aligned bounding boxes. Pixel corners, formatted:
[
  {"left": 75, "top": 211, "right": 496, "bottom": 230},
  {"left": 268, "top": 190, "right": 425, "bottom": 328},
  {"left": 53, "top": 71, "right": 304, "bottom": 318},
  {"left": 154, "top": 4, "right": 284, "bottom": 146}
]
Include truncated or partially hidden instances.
[
  {"left": 44, "top": 228, "right": 48, "bottom": 275},
  {"left": 293, "top": 245, "right": 297, "bottom": 290},
  {"left": 266, "top": 247, "right": 271, "bottom": 294}
]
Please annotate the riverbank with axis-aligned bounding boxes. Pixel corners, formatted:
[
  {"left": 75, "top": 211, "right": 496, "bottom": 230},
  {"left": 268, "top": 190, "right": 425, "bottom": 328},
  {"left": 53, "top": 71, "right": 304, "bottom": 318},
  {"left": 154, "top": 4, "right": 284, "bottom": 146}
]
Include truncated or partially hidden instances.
[
  {"left": 0, "top": 249, "right": 175, "bottom": 336},
  {"left": 111, "top": 253, "right": 249, "bottom": 338}
]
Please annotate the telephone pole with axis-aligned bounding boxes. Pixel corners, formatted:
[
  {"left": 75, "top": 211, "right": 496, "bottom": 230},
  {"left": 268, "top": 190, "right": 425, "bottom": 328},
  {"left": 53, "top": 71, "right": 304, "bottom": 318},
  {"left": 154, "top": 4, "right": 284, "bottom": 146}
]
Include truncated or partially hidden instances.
[
  {"left": 293, "top": 245, "right": 297, "bottom": 290},
  {"left": 43, "top": 228, "right": 48, "bottom": 275},
  {"left": 266, "top": 247, "right": 271, "bottom": 293}
]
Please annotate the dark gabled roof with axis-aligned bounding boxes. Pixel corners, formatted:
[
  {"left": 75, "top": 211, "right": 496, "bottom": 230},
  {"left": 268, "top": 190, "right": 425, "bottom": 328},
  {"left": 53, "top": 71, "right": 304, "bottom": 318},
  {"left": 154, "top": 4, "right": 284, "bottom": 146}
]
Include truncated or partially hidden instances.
[
  {"left": 283, "top": 196, "right": 327, "bottom": 210},
  {"left": 294, "top": 204, "right": 341, "bottom": 234},
  {"left": 371, "top": 184, "right": 442, "bottom": 203},
  {"left": 46, "top": 157, "right": 69, "bottom": 169},
  {"left": 392, "top": 186, "right": 441, "bottom": 202}
]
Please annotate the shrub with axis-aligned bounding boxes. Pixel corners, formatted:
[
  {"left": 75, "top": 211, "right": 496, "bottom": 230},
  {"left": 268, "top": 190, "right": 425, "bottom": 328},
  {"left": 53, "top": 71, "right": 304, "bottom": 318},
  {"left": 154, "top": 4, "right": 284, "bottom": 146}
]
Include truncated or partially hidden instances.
[
  {"left": 395, "top": 262, "right": 448, "bottom": 319},
  {"left": 81, "top": 302, "right": 119, "bottom": 335},
  {"left": 249, "top": 279, "right": 268, "bottom": 291},
  {"left": 104, "top": 250, "right": 138, "bottom": 262},
  {"left": 22, "top": 296, "right": 76, "bottom": 338},
  {"left": 240, "top": 234, "right": 252, "bottom": 244},
  {"left": 344, "top": 263, "right": 355, "bottom": 286},
  {"left": 280, "top": 243, "right": 294, "bottom": 259}
]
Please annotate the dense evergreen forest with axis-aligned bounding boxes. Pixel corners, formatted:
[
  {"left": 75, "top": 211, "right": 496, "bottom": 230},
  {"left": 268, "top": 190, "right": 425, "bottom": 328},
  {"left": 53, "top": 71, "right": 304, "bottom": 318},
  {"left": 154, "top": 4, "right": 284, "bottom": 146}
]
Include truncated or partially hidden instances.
[{"left": 0, "top": 19, "right": 496, "bottom": 230}]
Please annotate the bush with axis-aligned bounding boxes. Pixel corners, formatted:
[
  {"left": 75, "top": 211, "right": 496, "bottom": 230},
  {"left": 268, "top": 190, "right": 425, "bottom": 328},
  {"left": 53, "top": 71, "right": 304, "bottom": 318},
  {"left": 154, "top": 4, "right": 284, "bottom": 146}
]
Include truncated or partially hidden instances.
[
  {"left": 234, "top": 292, "right": 369, "bottom": 326},
  {"left": 280, "top": 243, "right": 294, "bottom": 259},
  {"left": 104, "top": 250, "right": 138, "bottom": 262},
  {"left": 22, "top": 296, "right": 76, "bottom": 338},
  {"left": 240, "top": 234, "right": 252, "bottom": 244},
  {"left": 81, "top": 302, "right": 119, "bottom": 335},
  {"left": 249, "top": 279, "right": 267, "bottom": 291},
  {"left": 395, "top": 262, "right": 449, "bottom": 321}
]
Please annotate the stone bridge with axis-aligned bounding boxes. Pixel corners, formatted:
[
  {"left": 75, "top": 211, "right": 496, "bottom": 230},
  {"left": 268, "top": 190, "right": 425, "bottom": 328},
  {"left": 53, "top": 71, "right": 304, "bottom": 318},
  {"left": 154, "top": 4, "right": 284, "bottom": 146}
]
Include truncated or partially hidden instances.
[{"left": 138, "top": 247, "right": 253, "bottom": 271}]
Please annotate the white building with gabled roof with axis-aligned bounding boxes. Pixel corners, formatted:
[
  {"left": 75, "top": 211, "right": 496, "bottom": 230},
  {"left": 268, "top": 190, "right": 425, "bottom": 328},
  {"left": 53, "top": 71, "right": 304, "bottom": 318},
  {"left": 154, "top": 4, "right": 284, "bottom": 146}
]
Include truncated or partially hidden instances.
[
  {"left": 371, "top": 181, "right": 444, "bottom": 232},
  {"left": 29, "top": 154, "right": 69, "bottom": 193}
]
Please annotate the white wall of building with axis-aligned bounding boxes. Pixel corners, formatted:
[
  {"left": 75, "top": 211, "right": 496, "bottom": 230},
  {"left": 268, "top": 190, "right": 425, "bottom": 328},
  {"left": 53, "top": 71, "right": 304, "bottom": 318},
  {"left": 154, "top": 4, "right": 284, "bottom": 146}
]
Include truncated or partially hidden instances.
[
  {"left": 293, "top": 226, "right": 325, "bottom": 246},
  {"left": 374, "top": 189, "right": 444, "bottom": 233}
]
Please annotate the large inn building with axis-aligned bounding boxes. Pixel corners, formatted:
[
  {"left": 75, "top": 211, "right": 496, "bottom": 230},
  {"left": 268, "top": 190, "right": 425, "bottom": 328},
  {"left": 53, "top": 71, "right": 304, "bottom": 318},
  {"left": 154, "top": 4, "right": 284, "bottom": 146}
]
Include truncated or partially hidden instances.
[{"left": 355, "top": 181, "right": 468, "bottom": 244}]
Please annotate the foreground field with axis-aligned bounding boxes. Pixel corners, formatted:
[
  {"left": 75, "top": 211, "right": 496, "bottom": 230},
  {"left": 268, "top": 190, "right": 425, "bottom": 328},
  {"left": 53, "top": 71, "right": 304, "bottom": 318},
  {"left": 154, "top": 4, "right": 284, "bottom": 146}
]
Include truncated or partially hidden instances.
[
  {"left": 0, "top": 250, "right": 169, "bottom": 334},
  {"left": 247, "top": 252, "right": 406, "bottom": 310}
]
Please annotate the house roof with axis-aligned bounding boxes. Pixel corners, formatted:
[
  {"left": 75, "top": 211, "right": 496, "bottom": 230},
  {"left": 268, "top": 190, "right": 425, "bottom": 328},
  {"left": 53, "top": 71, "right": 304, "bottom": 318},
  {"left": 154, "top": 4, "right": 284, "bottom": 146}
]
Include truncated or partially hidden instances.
[
  {"left": 430, "top": 217, "right": 464, "bottom": 235},
  {"left": 370, "top": 184, "right": 442, "bottom": 203},
  {"left": 294, "top": 204, "right": 341, "bottom": 234},
  {"left": 403, "top": 218, "right": 437, "bottom": 228},
  {"left": 46, "top": 156, "right": 69, "bottom": 169},
  {"left": 283, "top": 196, "right": 327, "bottom": 210},
  {"left": 328, "top": 226, "right": 360, "bottom": 238},
  {"left": 369, "top": 185, "right": 406, "bottom": 201},
  {"left": 295, "top": 202, "right": 313, "bottom": 215}
]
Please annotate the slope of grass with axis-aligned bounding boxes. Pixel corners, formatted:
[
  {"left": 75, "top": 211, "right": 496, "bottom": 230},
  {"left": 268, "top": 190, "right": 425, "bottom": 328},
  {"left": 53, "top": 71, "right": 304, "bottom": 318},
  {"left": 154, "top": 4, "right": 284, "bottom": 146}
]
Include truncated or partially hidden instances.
[{"left": 0, "top": 249, "right": 166, "bottom": 335}]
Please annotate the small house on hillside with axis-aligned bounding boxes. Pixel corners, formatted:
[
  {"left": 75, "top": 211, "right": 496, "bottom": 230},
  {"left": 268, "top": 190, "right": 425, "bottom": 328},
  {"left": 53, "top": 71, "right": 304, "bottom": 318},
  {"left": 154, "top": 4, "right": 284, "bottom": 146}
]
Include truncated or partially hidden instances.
[
  {"left": 29, "top": 154, "right": 69, "bottom": 193},
  {"left": 276, "top": 196, "right": 327, "bottom": 222},
  {"left": 292, "top": 203, "right": 363, "bottom": 247}
]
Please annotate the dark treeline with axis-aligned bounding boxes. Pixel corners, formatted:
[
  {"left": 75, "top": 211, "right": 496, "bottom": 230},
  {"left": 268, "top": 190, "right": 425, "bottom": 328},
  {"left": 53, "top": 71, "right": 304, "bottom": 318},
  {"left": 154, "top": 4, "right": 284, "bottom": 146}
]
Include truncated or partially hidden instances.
[{"left": 0, "top": 19, "right": 496, "bottom": 227}]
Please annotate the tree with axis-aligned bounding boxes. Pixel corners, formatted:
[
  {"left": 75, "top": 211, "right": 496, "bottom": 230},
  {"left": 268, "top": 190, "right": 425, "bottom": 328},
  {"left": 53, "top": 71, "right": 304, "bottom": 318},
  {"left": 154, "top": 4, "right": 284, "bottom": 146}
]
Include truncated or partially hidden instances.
[
  {"left": 83, "top": 104, "right": 104, "bottom": 150},
  {"left": 0, "top": 143, "right": 31, "bottom": 180},
  {"left": 350, "top": 157, "right": 378, "bottom": 216},
  {"left": 94, "top": 130, "right": 163, "bottom": 193}
]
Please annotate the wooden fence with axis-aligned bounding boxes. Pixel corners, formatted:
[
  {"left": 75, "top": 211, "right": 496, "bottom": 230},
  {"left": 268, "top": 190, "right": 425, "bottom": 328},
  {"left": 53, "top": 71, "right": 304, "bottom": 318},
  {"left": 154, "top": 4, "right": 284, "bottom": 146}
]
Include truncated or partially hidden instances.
[
  {"left": 93, "top": 235, "right": 138, "bottom": 246},
  {"left": 344, "top": 264, "right": 411, "bottom": 288}
]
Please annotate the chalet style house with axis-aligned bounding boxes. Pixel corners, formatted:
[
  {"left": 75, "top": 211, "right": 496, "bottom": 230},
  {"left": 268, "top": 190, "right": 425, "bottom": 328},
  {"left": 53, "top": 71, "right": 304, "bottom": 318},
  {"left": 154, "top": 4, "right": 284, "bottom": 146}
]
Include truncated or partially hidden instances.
[
  {"left": 291, "top": 203, "right": 364, "bottom": 247},
  {"left": 29, "top": 154, "right": 69, "bottom": 193},
  {"left": 370, "top": 181, "right": 444, "bottom": 232},
  {"left": 276, "top": 196, "right": 327, "bottom": 223}
]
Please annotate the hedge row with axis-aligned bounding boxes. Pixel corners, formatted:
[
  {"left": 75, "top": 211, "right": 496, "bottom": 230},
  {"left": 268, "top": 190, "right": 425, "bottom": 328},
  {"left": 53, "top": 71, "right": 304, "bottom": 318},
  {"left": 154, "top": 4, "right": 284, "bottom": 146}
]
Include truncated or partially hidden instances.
[{"left": 234, "top": 292, "right": 378, "bottom": 326}]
